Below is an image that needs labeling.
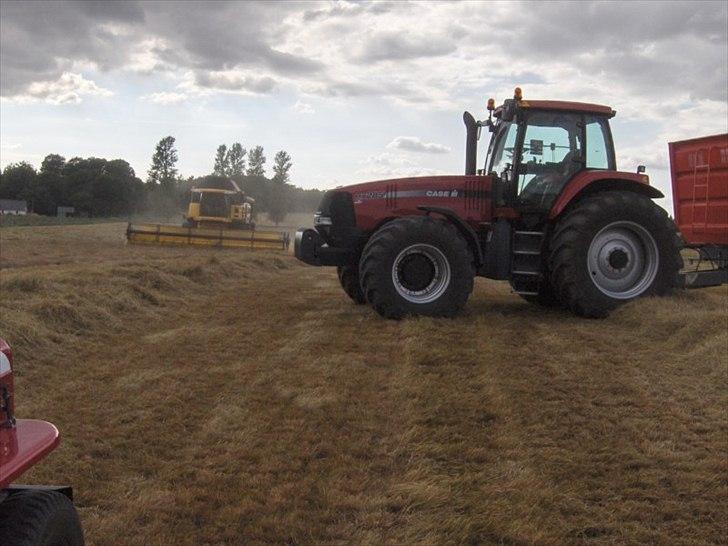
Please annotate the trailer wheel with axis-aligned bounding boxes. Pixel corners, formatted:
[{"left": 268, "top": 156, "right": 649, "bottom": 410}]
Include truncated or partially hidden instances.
[
  {"left": 360, "top": 216, "right": 474, "bottom": 319},
  {"left": 337, "top": 265, "right": 365, "bottom": 304},
  {"left": 549, "top": 191, "right": 682, "bottom": 318},
  {"left": 0, "top": 490, "right": 84, "bottom": 546}
]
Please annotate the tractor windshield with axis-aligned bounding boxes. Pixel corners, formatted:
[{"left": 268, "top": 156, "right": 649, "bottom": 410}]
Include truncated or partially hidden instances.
[{"left": 487, "top": 121, "right": 518, "bottom": 177}]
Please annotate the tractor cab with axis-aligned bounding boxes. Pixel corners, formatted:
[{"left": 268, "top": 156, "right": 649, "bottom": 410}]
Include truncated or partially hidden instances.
[{"left": 479, "top": 89, "right": 617, "bottom": 213}]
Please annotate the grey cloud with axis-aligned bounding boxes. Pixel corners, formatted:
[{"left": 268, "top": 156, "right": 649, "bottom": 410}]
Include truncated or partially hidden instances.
[
  {"left": 0, "top": 0, "right": 319, "bottom": 98},
  {"left": 354, "top": 32, "right": 457, "bottom": 63},
  {"left": 499, "top": 1, "right": 727, "bottom": 102},
  {"left": 387, "top": 136, "right": 450, "bottom": 154},
  {"left": 302, "top": 1, "right": 400, "bottom": 22}
]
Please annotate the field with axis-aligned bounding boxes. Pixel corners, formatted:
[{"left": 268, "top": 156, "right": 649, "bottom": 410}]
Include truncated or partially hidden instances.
[{"left": 0, "top": 221, "right": 726, "bottom": 546}]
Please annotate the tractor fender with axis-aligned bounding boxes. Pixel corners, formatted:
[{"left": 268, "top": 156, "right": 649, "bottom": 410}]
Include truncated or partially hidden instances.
[
  {"left": 549, "top": 171, "right": 663, "bottom": 220},
  {"left": 416, "top": 206, "right": 484, "bottom": 266}
]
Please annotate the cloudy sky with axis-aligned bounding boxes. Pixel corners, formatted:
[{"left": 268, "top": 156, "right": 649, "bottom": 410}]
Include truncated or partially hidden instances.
[{"left": 1, "top": 0, "right": 726, "bottom": 208}]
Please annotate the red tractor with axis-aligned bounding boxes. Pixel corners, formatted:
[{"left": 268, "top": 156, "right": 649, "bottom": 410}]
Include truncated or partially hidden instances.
[
  {"left": 0, "top": 338, "right": 84, "bottom": 546},
  {"left": 295, "top": 88, "right": 685, "bottom": 318}
]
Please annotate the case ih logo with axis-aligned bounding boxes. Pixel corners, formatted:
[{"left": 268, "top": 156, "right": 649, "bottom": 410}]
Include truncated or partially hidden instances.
[{"left": 426, "top": 190, "right": 459, "bottom": 198}]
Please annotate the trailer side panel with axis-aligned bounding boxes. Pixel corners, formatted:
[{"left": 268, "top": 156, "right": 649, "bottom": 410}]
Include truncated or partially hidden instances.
[{"left": 669, "top": 133, "right": 728, "bottom": 246}]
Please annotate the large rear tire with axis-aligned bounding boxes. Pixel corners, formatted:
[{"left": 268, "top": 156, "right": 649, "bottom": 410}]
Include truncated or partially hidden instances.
[
  {"left": 549, "top": 191, "right": 682, "bottom": 318},
  {"left": 0, "top": 490, "right": 84, "bottom": 546},
  {"left": 337, "top": 265, "right": 365, "bottom": 304},
  {"left": 359, "top": 216, "right": 475, "bottom": 319}
]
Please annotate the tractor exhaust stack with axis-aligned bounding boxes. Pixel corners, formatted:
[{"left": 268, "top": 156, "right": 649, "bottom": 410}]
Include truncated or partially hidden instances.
[{"left": 463, "top": 111, "right": 478, "bottom": 175}]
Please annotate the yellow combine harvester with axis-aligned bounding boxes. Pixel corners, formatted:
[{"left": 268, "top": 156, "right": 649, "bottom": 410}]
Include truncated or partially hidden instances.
[{"left": 126, "top": 180, "right": 290, "bottom": 250}]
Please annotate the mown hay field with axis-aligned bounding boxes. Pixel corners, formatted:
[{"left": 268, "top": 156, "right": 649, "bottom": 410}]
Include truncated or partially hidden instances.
[{"left": 0, "top": 221, "right": 726, "bottom": 546}]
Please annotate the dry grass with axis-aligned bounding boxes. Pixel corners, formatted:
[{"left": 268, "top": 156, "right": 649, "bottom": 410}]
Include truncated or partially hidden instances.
[{"left": 0, "top": 223, "right": 726, "bottom": 546}]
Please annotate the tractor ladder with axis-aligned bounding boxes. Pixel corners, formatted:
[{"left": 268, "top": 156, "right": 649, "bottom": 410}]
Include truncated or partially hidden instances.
[{"left": 510, "top": 230, "right": 546, "bottom": 296}]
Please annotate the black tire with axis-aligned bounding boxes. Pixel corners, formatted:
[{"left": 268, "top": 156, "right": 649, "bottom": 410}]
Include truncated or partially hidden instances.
[
  {"left": 549, "top": 191, "right": 682, "bottom": 318},
  {"left": 337, "top": 265, "right": 365, "bottom": 304},
  {"left": 0, "top": 490, "right": 84, "bottom": 546},
  {"left": 359, "top": 216, "right": 475, "bottom": 319}
]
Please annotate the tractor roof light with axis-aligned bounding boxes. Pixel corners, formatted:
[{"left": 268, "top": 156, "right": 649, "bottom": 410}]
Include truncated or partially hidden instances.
[{"left": 514, "top": 87, "right": 523, "bottom": 100}]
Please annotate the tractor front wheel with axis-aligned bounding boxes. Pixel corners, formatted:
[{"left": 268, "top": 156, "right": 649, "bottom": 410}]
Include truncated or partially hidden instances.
[
  {"left": 337, "top": 265, "right": 365, "bottom": 304},
  {"left": 549, "top": 191, "right": 682, "bottom": 317},
  {"left": 0, "top": 490, "right": 84, "bottom": 546},
  {"left": 359, "top": 216, "right": 474, "bottom": 319}
]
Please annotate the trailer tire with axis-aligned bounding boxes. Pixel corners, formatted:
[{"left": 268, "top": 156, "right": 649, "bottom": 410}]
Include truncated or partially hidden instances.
[
  {"left": 549, "top": 191, "right": 682, "bottom": 318},
  {"left": 360, "top": 216, "right": 474, "bottom": 319},
  {"left": 337, "top": 265, "right": 365, "bottom": 304},
  {"left": 0, "top": 490, "right": 84, "bottom": 546}
]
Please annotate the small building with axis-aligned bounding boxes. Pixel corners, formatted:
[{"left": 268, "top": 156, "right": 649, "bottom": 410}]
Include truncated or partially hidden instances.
[
  {"left": 0, "top": 199, "right": 27, "bottom": 215},
  {"left": 57, "top": 206, "right": 76, "bottom": 219}
]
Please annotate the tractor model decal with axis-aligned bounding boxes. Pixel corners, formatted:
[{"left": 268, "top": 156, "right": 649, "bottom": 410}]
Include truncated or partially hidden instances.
[{"left": 354, "top": 189, "right": 489, "bottom": 203}]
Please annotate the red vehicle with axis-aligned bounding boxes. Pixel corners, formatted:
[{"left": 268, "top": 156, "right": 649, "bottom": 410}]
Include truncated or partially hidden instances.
[
  {"left": 670, "top": 133, "right": 728, "bottom": 287},
  {"left": 0, "top": 338, "right": 84, "bottom": 546},
  {"left": 295, "top": 88, "right": 685, "bottom": 318}
]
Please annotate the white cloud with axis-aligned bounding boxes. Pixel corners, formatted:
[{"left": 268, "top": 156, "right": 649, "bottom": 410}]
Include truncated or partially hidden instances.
[
  {"left": 19, "top": 72, "right": 112, "bottom": 105},
  {"left": 293, "top": 100, "right": 315, "bottom": 114},
  {"left": 387, "top": 136, "right": 450, "bottom": 154},
  {"left": 141, "top": 91, "right": 187, "bottom": 105},
  {"left": 357, "top": 152, "right": 446, "bottom": 179}
]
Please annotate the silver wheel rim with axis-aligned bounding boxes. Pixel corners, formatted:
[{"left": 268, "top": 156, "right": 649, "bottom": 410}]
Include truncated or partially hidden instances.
[
  {"left": 587, "top": 221, "right": 659, "bottom": 299},
  {"left": 392, "top": 244, "right": 451, "bottom": 304}
]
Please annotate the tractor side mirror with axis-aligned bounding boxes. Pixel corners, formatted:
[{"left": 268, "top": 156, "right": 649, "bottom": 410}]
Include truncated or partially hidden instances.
[{"left": 637, "top": 165, "right": 646, "bottom": 173}]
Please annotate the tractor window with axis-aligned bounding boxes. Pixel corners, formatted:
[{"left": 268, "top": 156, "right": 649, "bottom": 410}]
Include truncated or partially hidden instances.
[
  {"left": 585, "top": 117, "right": 613, "bottom": 169},
  {"left": 517, "top": 111, "right": 583, "bottom": 209},
  {"left": 489, "top": 121, "right": 518, "bottom": 178}
]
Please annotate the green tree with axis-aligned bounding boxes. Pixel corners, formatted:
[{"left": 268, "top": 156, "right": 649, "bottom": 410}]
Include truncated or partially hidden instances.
[
  {"left": 268, "top": 150, "right": 292, "bottom": 225},
  {"left": 213, "top": 144, "right": 229, "bottom": 176},
  {"left": 147, "top": 136, "right": 178, "bottom": 189},
  {"left": 226, "top": 143, "right": 246, "bottom": 177},
  {"left": 272, "top": 150, "right": 292, "bottom": 183},
  {"left": 0, "top": 162, "right": 37, "bottom": 204},
  {"left": 246, "top": 145, "right": 266, "bottom": 177}
]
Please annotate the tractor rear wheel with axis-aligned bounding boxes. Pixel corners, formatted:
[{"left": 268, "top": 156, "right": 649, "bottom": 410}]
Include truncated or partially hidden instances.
[
  {"left": 337, "top": 265, "right": 365, "bottom": 304},
  {"left": 359, "top": 216, "right": 474, "bottom": 319},
  {"left": 549, "top": 191, "right": 682, "bottom": 318},
  {"left": 0, "top": 490, "right": 84, "bottom": 546}
]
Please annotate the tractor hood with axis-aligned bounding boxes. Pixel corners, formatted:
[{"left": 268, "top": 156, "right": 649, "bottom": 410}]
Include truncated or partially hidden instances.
[
  {"left": 342, "top": 175, "right": 483, "bottom": 205},
  {"left": 323, "top": 174, "right": 491, "bottom": 233}
]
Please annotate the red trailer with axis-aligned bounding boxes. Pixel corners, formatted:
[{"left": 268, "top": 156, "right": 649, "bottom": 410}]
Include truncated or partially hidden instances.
[{"left": 669, "top": 133, "right": 728, "bottom": 287}]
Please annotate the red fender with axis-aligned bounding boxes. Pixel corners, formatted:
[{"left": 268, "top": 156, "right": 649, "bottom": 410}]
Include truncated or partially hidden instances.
[{"left": 549, "top": 170, "right": 662, "bottom": 219}]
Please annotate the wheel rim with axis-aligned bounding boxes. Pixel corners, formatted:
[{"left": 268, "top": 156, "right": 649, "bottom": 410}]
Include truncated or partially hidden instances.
[
  {"left": 587, "top": 221, "right": 659, "bottom": 299},
  {"left": 392, "top": 244, "right": 451, "bottom": 304}
]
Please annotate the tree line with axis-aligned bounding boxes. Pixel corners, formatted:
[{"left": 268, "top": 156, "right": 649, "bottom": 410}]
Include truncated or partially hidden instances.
[{"left": 0, "top": 136, "right": 324, "bottom": 222}]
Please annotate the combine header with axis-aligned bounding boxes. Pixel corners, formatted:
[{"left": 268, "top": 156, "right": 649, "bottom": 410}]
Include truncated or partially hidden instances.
[
  {"left": 126, "top": 178, "right": 290, "bottom": 251},
  {"left": 126, "top": 223, "right": 290, "bottom": 250}
]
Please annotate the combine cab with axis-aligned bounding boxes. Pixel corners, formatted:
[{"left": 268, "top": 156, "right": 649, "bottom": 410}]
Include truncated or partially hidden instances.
[{"left": 127, "top": 179, "right": 290, "bottom": 251}]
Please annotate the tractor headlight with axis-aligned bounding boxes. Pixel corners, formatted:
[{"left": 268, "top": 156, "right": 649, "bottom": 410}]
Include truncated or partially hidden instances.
[{"left": 314, "top": 214, "right": 332, "bottom": 226}]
